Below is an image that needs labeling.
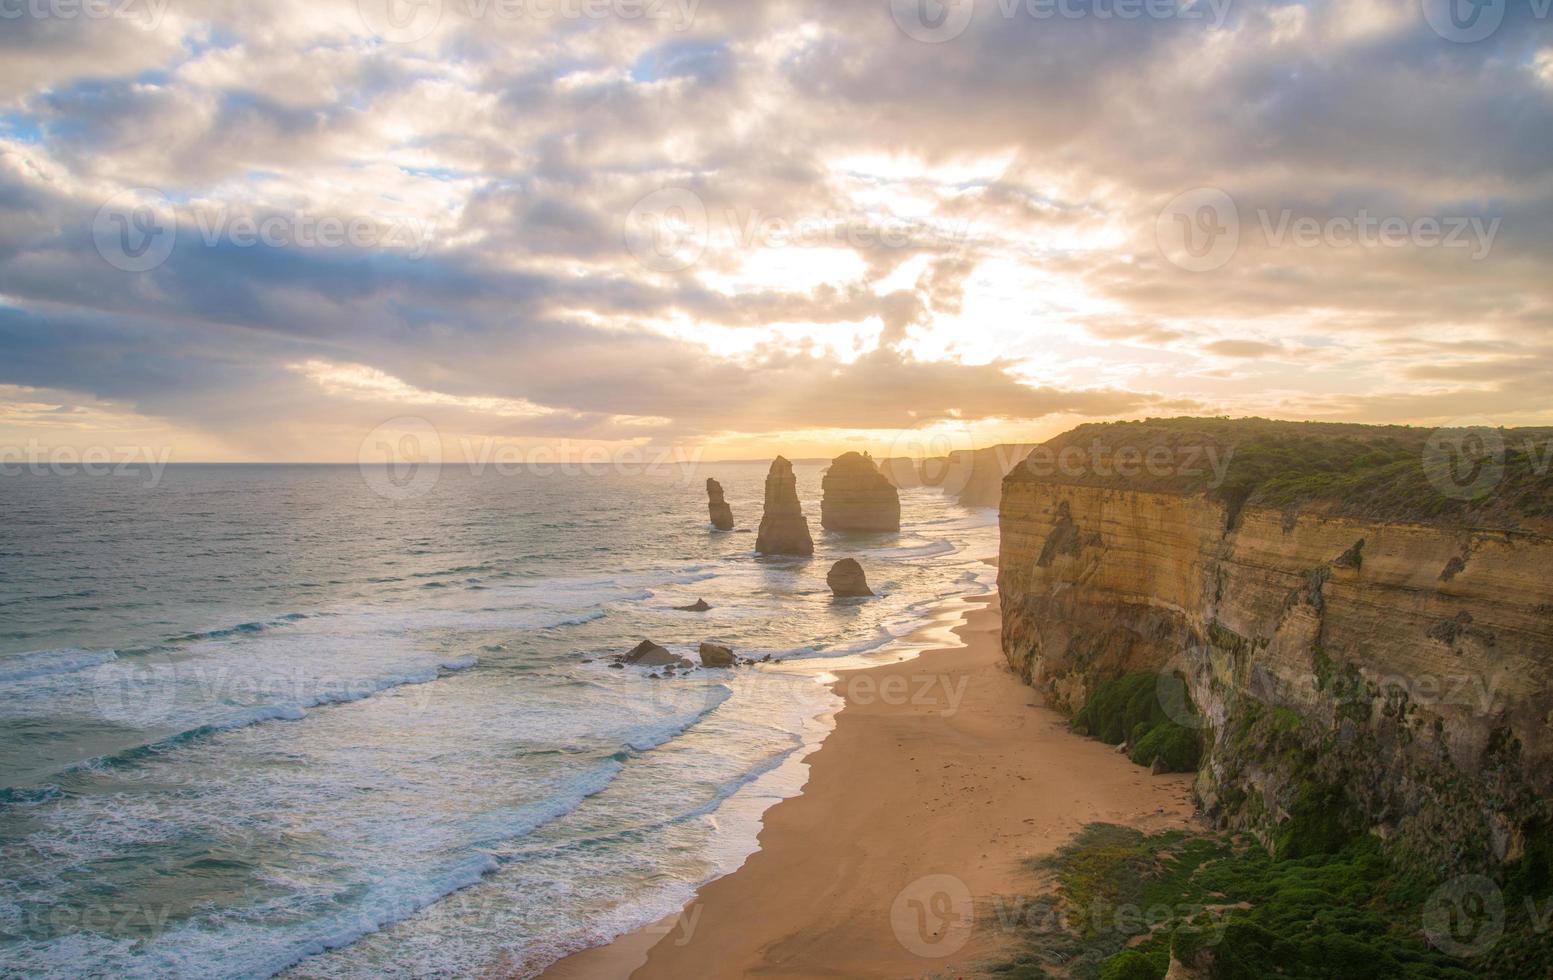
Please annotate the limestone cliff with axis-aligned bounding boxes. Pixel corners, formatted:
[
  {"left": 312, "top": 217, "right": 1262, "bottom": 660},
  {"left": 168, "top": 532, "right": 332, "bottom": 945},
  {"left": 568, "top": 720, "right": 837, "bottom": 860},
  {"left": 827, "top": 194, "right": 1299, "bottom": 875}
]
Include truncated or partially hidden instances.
[
  {"left": 706, "top": 478, "right": 734, "bottom": 531},
  {"left": 755, "top": 457, "right": 814, "bottom": 556},
  {"left": 881, "top": 445, "right": 1035, "bottom": 508},
  {"left": 821, "top": 453, "right": 900, "bottom": 532},
  {"left": 998, "top": 418, "right": 1553, "bottom": 875}
]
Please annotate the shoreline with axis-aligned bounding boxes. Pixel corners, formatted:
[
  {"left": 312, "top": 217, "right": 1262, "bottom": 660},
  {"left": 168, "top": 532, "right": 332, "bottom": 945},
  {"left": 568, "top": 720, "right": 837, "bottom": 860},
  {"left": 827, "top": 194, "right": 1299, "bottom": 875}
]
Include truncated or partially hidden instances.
[{"left": 540, "top": 582, "right": 1197, "bottom": 978}]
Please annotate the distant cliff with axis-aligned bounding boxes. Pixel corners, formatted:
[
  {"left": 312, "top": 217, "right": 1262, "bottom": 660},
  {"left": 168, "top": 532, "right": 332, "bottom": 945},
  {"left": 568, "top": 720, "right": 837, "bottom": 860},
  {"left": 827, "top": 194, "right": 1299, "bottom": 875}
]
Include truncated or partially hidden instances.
[
  {"left": 998, "top": 418, "right": 1553, "bottom": 875},
  {"left": 882, "top": 444, "right": 1036, "bottom": 508}
]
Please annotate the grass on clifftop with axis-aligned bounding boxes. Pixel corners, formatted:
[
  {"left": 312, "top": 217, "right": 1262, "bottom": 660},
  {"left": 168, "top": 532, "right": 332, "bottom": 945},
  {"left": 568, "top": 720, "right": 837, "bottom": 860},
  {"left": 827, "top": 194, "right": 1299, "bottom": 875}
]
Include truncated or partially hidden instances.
[
  {"left": 989, "top": 823, "right": 1549, "bottom": 980},
  {"left": 1006, "top": 417, "right": 1553, "bottom": 530}
]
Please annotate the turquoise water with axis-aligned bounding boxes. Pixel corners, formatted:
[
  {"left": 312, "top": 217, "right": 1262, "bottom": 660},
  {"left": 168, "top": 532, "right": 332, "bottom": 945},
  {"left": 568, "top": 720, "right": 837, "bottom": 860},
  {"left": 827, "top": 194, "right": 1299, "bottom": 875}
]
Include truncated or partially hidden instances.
[{"left": 0, "top": 462, "right": 997, "bottom": 977}]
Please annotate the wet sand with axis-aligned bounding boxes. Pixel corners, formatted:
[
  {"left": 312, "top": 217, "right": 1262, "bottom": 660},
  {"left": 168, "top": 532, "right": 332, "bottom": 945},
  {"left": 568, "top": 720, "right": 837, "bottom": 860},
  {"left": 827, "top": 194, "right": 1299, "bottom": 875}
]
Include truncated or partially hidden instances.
[{"left": 541, "top": 587, "right": 1195, "bottom": 978}]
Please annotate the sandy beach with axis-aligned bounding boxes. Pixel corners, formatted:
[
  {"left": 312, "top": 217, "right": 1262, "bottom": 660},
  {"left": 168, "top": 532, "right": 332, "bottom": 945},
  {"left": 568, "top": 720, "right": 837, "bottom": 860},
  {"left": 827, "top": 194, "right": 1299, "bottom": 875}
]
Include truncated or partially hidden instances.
[{"left": 541, "top": 585, "right": 1197, "bottom": 979}]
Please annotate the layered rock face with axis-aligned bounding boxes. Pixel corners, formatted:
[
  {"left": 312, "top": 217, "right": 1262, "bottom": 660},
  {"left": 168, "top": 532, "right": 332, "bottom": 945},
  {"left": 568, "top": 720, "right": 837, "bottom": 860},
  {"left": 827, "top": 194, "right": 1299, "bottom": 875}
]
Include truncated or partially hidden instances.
[
  {"left": 755, "top": 457, "right": 814, "bottom": 556},
  {"left": 999, "top": 419, "right": 1553, "bottom": 875},
  {"left": 820, "top": 453, "right": 900, "bottom": 532},
  {"left": 706, "top": 478, "right": 735, "bottom": 531}
]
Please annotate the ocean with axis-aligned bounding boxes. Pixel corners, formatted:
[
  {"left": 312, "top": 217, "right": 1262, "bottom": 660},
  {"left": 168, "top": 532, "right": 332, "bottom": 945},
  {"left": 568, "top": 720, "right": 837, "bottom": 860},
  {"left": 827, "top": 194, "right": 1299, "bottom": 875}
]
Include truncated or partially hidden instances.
[{"left": 0, "top": 461, "right": 997, "bottom": 977}]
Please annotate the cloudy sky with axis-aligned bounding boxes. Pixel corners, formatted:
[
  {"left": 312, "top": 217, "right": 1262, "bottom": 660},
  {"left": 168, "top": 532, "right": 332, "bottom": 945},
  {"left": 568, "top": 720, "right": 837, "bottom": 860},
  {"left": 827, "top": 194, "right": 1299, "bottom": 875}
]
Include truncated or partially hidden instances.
[{"left": 1, "top": 0, "right": 1550, "bottom": 463}]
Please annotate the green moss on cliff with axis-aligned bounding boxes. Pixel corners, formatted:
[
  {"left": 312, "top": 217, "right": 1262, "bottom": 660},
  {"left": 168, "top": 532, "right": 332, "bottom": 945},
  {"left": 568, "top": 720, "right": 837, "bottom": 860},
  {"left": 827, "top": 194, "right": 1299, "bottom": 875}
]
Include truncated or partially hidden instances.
[
  {"left": 1072, "top": 673, "right": 1204, "bottom": 774},
  {"left": 993, "top": 823, "right": 1530, "bottom": 980}
]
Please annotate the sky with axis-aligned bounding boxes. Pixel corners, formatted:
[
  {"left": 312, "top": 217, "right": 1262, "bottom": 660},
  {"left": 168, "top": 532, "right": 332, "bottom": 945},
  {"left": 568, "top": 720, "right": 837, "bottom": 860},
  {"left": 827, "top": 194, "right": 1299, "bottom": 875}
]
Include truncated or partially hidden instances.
[{"left": 0, "top": 0, "right": 1550, "bottom": 464}]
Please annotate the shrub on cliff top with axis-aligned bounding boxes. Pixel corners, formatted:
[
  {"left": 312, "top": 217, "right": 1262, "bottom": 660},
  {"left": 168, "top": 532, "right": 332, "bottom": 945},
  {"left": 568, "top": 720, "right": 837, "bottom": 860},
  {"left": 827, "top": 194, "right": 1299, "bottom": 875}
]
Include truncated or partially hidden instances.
[{"left": 1007, "top": 417, "right": 1553, "bottom": 531}]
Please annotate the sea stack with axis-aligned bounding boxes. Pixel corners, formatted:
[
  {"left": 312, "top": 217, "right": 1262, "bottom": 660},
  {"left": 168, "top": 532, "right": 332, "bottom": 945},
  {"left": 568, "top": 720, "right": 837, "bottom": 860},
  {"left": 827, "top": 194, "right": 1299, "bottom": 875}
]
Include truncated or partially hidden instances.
[
  {"left": 820, "top": 452, "right": 901, "bottom": 532},
  {"left": 827, "top": 559, "right": 874, "bottom": 598},
  {"left": 706, "top": 478, "right": 735, "bottom": 531},
  {"left": 754, "top": 457, "right": 814, "bottom": 556}
]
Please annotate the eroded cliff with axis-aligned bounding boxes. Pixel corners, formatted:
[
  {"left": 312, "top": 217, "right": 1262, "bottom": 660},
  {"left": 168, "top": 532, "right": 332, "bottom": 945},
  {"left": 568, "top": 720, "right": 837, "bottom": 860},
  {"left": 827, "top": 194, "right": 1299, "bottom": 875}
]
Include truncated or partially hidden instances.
[{"left": 998, "top": 419, "right": 1553, "bottom": 874}]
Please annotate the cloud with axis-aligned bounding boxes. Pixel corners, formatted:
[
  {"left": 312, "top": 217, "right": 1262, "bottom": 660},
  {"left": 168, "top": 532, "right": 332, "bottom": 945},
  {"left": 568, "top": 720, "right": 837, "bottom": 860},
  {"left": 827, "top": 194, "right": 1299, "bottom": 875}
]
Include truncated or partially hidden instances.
[
  {"left": 1203, "top": 339, "right": 1286, "bottom": 359},
  {"left": 1, "top": 0, "right": 1552, "bottom": 457}
]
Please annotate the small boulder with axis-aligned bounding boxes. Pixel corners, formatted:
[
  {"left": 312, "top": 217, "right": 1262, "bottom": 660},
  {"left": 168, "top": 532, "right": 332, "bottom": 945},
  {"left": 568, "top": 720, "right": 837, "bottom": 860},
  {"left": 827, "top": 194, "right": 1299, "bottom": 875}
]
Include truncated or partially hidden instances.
[
  {"left": 621, "top": 640, "right": 681, "bottom": 668},
  {"left": 699, "top": 643, "right": 736, "bottom": 668},
  {"left": 1152, "top": 755, "right": 1170, "bottom": 776},
  {"left": 676, "top": 599, "right": 712, "bottom": 612},
  {"left": 827, "top": 559, "right": 874, "bottom": 598}
]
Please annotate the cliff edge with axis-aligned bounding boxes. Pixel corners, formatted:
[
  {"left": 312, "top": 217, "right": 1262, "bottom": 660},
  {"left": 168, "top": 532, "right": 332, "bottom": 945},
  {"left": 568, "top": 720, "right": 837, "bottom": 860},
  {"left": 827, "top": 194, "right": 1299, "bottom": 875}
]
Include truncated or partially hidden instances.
[{"left": 998, "top": 418, "right": 1553, "bottom": 875}]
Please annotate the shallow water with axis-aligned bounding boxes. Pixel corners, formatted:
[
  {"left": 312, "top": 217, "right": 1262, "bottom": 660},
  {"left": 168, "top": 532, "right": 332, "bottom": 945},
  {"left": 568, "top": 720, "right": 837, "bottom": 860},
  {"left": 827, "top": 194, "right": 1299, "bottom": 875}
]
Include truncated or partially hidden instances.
[{"left": 0, "top": 462, "right": 997, "bottom": 977}]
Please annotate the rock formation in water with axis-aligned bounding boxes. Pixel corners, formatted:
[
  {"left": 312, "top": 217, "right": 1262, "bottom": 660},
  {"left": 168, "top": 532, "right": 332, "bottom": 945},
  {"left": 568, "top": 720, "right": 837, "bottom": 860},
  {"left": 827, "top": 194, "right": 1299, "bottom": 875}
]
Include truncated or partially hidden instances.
[
  {"left": 820, "top": 453, "right": 900, "bottom": 532},
  {"left": 675, "top": 599, "right": 712, "bottom": 612},
  {"left": 827, "top": 559, "right": 874, "bottom": 598},
  {"left": 997, "top": 418, "right": 1553, "bottom": 877},
  {"left": 755, "top": 457, "right": 814, "bottom": 556},
  {"left": 699, "top": 642, "right": 736, "bottom": 668},
  {"left": 619, "top": 640, "right": 687, "bottom": 668},
  {"left": 706, "top": 478, "right": 735, "bottom": 531}
]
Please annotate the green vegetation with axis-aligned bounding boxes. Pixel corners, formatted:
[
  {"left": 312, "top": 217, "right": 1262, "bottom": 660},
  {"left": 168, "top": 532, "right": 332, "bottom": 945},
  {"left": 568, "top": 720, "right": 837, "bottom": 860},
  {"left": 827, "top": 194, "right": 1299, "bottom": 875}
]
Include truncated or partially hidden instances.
[
  {"left": 1008, "top": 418, "right": 1553, "bottom": 530},
  {"left": 1072, "top": 673, "right": 1204, "bottom": 774},
  {"left": 990, "top": 822, "right": 1553, "bottom": 979}
]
